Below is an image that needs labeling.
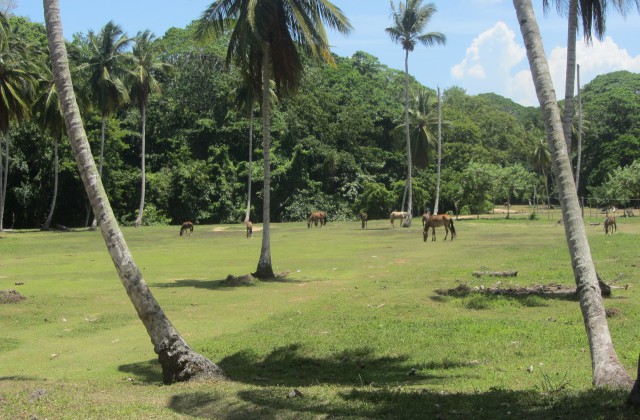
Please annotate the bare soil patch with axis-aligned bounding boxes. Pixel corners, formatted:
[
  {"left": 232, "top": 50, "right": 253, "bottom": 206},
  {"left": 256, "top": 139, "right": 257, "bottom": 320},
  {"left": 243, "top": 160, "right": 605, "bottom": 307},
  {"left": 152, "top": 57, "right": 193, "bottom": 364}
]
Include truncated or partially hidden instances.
[{"left": 0, "top": 289, "right": 26, "bottom": 304}]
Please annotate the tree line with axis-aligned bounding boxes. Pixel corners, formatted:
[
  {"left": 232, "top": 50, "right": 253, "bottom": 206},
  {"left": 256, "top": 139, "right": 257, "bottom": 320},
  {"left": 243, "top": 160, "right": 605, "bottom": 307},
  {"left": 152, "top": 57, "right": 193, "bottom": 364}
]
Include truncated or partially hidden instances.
[{"left": 2, "top": 15, "right": 639, "bottom": 231}]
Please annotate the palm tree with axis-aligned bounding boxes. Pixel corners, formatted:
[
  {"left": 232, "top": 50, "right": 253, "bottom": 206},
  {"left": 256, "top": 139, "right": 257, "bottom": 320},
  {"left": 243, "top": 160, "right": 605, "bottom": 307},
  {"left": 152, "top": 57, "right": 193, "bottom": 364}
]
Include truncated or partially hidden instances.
[
  {"left": 434, "top": 86, "right": 442, "bottom": 215},
  {"left": 514, "top": 0, "right": 632, "bottom": 389},
  {"left": 129, "top": 30, "right": 172, "bottom": 227},
  {"left": 408, "top": 88, "right": 438, "bottom": 169},
  {"left": 543, "top": 0, "right": 640, "bottom": 158},
  {"left": 0, "top": 20, "right": 38, "bottom": 231},
  {"left": 43, "top": 0, "right": 223, "bottom": 384},
  {"left": 34, "top": 69, "right": 65, "bottom": 231},
  {"left": 386, "top": 0, "right": 445, "bottom": 227},
  {"left": 81, "top": 21, "right": 131, "bottom": 229},
  {"left": 533, "top": 137, "right": 552, "bottom": 207},
  {"left": 196, "top": 0, "right": 351, "bottom": 278}
]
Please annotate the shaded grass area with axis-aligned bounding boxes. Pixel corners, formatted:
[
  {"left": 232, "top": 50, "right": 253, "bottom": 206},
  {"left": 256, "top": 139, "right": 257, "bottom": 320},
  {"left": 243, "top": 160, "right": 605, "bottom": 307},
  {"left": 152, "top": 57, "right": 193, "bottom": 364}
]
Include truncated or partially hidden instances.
[{"left": 1, "top": 216, "right": 640, "bottom": 418}]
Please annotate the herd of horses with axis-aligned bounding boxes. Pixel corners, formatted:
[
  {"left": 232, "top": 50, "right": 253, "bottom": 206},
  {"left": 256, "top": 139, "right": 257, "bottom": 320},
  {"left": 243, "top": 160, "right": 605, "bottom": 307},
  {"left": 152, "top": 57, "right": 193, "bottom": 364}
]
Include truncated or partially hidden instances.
[{"left": 179, "top": 210, "right": 619, "bottom": 239}]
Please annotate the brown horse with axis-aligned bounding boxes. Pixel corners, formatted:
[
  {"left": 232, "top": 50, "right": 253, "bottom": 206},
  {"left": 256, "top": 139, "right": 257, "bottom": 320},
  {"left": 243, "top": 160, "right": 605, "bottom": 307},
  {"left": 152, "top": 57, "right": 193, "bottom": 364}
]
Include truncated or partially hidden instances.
[
  {"left": 422, "top": 212, "right": 456, "bottom": 242},
  {"left": 389, "top": 211, "right": 409, "bottom": 227},
  {"left": 307, "top": 211, "right": 327, "bottom": 228},
  {"left": 604, "top": 215, "right": 616, "bottom": 234},
  {"left": 180, "top": 221, "right": 193, "bottom": 236},
  {"left": 360, "top": 212, "right": 368, "bottom": 229},
  {"left": 245, "top": 220, "right": 253, "bottom": 238}
]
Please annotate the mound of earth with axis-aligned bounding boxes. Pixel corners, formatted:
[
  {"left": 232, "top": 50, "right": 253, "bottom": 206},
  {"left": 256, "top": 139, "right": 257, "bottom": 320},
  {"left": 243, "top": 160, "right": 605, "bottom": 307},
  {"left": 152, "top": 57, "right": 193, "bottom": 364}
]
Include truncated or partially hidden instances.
[
  {"left": 223, "top": 274, "right": 257, "bottom": 286},
  {"left": 0, "top": 289, "right": 26, "bottom": 304}
]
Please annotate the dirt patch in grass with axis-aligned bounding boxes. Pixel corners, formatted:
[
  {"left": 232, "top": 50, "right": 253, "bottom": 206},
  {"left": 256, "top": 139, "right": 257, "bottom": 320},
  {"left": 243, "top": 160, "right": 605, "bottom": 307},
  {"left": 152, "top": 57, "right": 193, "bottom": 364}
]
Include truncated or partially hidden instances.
[
  {"left": 435, "top": 283, "right": 576, "bottom": 298},
  {"left": 0, "top": 289, "right": 26, "bottom": 304}
]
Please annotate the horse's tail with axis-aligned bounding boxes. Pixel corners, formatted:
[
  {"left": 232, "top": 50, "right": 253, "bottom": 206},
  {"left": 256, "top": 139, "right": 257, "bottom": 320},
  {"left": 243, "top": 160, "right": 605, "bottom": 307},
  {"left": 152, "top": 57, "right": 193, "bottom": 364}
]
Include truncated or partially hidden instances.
[{"left": 449, "top": 218, "right": 456, "bottom": 239}]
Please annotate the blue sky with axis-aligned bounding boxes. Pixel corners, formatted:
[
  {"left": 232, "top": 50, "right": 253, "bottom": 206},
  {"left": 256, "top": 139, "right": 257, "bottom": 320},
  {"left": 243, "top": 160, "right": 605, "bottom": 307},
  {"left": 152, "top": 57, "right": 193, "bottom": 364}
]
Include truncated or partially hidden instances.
[{"left": 14, "top": 0, "right": 640, "bottom": 106}]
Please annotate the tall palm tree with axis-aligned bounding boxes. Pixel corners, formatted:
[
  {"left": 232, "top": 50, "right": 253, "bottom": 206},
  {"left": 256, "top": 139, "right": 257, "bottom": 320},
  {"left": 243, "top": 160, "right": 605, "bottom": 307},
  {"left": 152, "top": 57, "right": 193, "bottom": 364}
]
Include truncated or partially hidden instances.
[
  {"left": 514, "top": 0, "right": 632, "bottom": 389},
  {"left": 533, "top": 137, "right": 552, "bottom": 206},
  {"left": 386, "top": 0, "right": 445, "bottom": 227},
  {"left": 0, "top": 20, "right": 38, "bottom": 231},
  {"left": 43, "top": 0, "right": 223, "bottom": 383},
  {"left": 129, "top": 30, "right": 172, "bottom": 227},
  {"left": 196, "top": 0, "right": 351, "bottom": 278},
  {"left": 34, "top": 69, "right": 65, "bottom": 231},
  {"left": 81, "top": 21, "right": 131, "bottom": 229},
  {"left": 434, "top": 86, "right": 442, "bottom": 215},
  {"left": 408, "top": 88, "right": 438, "bottom": 170}
]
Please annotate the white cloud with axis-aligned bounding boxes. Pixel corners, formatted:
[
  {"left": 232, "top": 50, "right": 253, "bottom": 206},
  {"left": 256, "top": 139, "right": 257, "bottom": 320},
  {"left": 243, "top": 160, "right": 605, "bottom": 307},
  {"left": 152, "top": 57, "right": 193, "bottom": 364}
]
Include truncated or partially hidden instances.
[
  {"left": 450, "top": 22, "right": 527, "bottom": 99},
  {"left": 451, "top": 24, "right": 640, "bottom": 106}
]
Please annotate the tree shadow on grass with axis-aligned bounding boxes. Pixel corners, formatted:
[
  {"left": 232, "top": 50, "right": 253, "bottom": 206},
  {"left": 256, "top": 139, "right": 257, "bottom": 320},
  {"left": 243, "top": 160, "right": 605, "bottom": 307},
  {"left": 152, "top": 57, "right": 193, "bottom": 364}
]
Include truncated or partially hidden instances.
[
  {"left": 152, "top": 276, "right": 304, "bottom": 291},
  {"left": 431, "top": 283, "right": 581, "bottom": 306},
  {"left": 217, "top": 343, "right": 472, "bottom": 388},
  {"left": 118, "top": 359, "right": 163, "bottom": 383},
  {"left": 168, "top": 385, "right": 634, "bottom": 419}
]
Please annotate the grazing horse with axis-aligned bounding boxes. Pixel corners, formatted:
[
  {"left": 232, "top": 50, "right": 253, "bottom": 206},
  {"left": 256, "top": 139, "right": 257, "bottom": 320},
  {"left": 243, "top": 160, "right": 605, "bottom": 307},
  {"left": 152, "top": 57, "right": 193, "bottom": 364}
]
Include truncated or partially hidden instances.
[
  {"left": 307, "top": 211, "right": 327, "bottom": 228},
  {"left": 389, "top": 211, "right": 409, "bottom": 227},
  {"left": 422, "top": 212, "right": 456, "bottom": 242},
  {"left": 180, "top": 221, "right": 194, "bottom": 236},
  {"left": 359, "top": 212, "right": 368, "bottom": 229},
  {"left": 604, "top": 215, "right": 616, "bottom": 234},
  {"left": 245, "top": 220, "right": 253, "bottom": 238}
]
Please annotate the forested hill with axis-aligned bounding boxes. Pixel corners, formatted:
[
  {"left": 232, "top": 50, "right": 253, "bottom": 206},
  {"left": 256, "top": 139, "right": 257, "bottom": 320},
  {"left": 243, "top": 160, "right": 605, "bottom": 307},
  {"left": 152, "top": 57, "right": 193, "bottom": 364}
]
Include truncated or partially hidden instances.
[{"left": 5, "top": 18, "right": 638, "bottom": 228}]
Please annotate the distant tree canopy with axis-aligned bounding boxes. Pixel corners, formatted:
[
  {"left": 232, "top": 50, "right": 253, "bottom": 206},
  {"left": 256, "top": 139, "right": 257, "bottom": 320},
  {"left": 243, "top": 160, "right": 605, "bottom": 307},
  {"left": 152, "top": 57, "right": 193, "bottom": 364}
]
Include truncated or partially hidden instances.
[{"left": 4, "top": 16, "right": 640, "bottom": 229}]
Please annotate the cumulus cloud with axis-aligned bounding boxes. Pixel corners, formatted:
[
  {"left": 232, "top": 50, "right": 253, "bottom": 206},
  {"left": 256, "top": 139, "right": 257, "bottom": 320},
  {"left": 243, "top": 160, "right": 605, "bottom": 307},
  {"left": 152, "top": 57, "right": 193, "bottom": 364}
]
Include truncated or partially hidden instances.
[
  {"left": 450, "top": 22, "right": 527, "bottom": 99},
  {"left": 451, "top": 23, "right": 640, "bottom": 106}
]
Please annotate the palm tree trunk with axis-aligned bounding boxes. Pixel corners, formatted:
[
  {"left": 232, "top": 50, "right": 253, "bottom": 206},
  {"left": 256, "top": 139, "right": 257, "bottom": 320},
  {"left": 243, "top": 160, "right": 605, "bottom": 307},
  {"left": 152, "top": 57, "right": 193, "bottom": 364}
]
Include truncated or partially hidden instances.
[
  {"left": 135, "top": 104, "right": 146, "bottom": 227},
  {"left": 562, "top": 0, "right": 578, "bottom": 156},
  {"left": 245, "top": 110, "right": 254, "bottom": 223},
  {"left": 254, "top": 47, "right": 275, "bottom": 279},
  {"left": 43, "top": 0, "right": 224, "bottom": 383},
  {"left": 0, "top": 129, "right": 9, "bottom": 232},
  {"left": 402, "top": 48, "right": 412, "bottom": 227},
  {"left": 0, "top": 131, "right": 4, "bottom": 232},
  {"left": 434, "top": 86, "right": 442, "bottom": 215},
  {"left": 43, "top": 133, "right": 60, "bottom": 230},
  {"left": 514, "top": 0, "right": 632, "bottom": 389},
  {"left": 575, "top": 63, "right": 583, "bottom": 192}
]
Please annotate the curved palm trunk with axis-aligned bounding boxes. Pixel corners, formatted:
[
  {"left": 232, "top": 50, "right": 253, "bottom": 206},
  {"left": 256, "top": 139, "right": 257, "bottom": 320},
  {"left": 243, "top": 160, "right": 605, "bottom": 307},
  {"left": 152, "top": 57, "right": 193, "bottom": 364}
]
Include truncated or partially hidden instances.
[
  {"left": 402, "top": 48, "right": 412, "bottom": 227},
  {"left": 135, "top": 103, "right": 146, "bottom": 227},
  {"left": 433, "top": 86, "right": 442, "bottom": 215},
  {"left": 0, "top": 129, "right": 10, "bottom": 232},
  {"left": 254, "top": 47, "right": 275, "bottom": 279},
  {"left": 44, "top": 0, "right": 224, "bottom": 383},
  {"left": 244, "top": 111, "right": 254, "bottom": 223},
  {"left": 514, "top": 0, "right": 632, "bottom": 389},
  {"left": 43, "top": 133, "right": 60, "bottom": 230},
  {"left": 562, "top": 0, "right": 578, "bottom": 156}
]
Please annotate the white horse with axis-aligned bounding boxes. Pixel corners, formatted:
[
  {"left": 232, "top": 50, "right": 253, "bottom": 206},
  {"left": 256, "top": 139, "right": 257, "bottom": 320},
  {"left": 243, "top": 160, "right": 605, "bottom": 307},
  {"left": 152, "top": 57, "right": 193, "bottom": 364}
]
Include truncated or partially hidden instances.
[{"left": 389, "top": 211, "right": 409, "bottom": 227}]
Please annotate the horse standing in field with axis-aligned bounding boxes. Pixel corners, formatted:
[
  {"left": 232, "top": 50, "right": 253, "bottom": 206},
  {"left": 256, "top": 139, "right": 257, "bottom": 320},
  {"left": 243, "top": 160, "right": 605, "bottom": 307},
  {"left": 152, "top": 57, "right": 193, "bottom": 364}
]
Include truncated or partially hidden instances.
[
  {"left": 245, "top": 220, "right": 253, "bottom": 238},
  {"left": 604, "top": 215, "right": 616, "bottom": 234},
  {"left": 180, "top": 221, "right": 194, "bottom": 236},
  {"left": 360, "top": 212, "right": 368, "bottom": 229},
  {"left": 389, "top": 211, "right": 409, "bottom": 227},
  {"left": 307, "top": 211, "right": 327, "bottom": 228},
  {"left": 422, "top": 212, "right": 456, "bottom": 242}
]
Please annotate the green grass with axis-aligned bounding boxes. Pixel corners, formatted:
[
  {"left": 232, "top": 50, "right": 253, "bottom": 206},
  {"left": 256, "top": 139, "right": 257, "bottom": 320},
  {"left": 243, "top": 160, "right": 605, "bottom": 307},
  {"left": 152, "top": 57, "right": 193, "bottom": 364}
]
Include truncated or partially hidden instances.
[{"left": 1, "top": 214, "right": 640, "bottom": 418}]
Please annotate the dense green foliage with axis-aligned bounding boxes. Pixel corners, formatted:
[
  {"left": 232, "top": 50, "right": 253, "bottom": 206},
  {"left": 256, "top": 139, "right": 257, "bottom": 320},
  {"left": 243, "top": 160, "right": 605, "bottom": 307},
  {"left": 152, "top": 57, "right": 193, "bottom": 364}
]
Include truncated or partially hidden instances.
[{"left": 3, "top": 16, "right": 640, "bottom": 229}]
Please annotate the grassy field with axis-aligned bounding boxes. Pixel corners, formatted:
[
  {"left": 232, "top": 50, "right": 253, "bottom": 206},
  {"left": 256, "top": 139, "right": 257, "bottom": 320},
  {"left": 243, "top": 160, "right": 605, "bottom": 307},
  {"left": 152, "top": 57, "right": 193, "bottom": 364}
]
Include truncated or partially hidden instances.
[{"left": 1, "top": 210, "right": 640, "bottom": 419}]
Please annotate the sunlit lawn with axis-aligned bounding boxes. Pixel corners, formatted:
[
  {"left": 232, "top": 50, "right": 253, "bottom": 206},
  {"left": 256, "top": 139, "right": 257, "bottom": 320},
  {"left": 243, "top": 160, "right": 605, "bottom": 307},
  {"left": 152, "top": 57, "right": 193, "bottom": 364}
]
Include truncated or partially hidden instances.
[{"left": 1, "top": 210, "right": 639, "bottom": 418}]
